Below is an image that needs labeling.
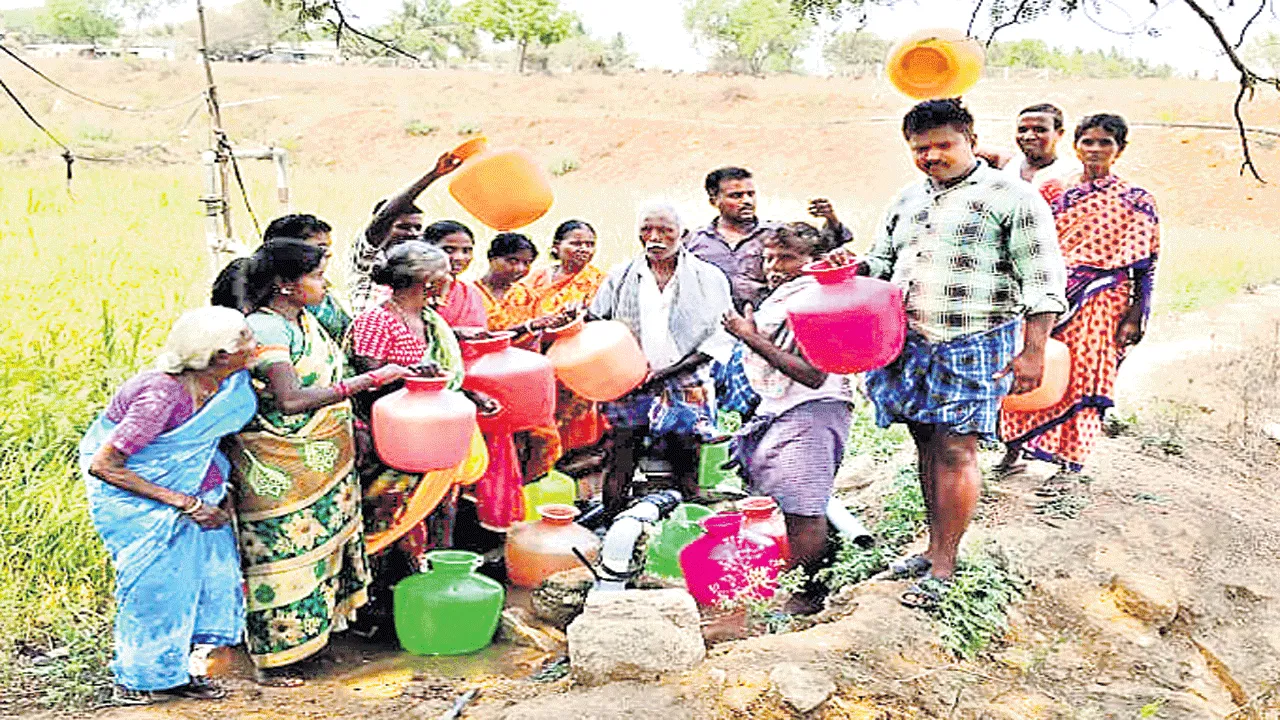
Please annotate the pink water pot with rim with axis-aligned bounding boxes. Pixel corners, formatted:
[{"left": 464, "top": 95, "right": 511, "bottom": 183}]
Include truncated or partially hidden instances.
[
  {"left": 678, "top": 512, "right": 781, "bottom": 607},
  {"left": 786, "top": 259, "right": 907, "bottom": 374}
]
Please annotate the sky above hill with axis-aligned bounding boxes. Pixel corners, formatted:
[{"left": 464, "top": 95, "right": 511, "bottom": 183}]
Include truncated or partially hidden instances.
[{"left": 3, "top": 0, "right": 1278, "bottom": 77}]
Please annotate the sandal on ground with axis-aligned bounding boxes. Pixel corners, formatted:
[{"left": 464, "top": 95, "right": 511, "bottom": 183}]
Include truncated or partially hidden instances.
[
  {"left": 899, "top": 575, "right": 950, "bottom": 611},
  {"left": 888, "top": 554, "right": 932, "bottom": 580},
  {"left": 993, "top": 459, "right": 1028, "bottom": 478},
  {"left": 170, "top": 675, "right": 227, "bottom": 700},
  {"left": 255, "top": 667, "right": 306, "bottom": 688},
  {"left": 112, "top": 685, "right": 166, "bottom": 706}
]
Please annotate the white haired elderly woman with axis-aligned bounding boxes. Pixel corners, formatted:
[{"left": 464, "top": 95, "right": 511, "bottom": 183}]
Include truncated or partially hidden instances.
[
  {"left": 589, "top": 203, "right": 735, "bottom": 513},
  {"left": 80, "top": 306, "right": 259, "bottom": 705}
]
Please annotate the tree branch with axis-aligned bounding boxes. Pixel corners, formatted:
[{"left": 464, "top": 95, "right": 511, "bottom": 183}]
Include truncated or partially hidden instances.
[
  {"left": 1237, "top": 0, "right": 1268, "bottom": 48},
  {"left": 1180, "top": 0, "right": 1280, "bottom": 181},
  {"left": 967, "top": 0, "right": 986, "bottom": 37},
  {"left": 329, "top": 1, "right": 421, "bottom": 63},
  {"left": 986, "top": 0, "right": 1036, "bottom": 47}
]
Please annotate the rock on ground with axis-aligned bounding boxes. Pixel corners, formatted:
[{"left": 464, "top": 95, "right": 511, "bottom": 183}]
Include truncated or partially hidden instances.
[
  {"left": 769, "top": 663, "right": 835, "bottom": 713},
  {"left": 566, "top": 588, "right": 706, "bottom": 686}
]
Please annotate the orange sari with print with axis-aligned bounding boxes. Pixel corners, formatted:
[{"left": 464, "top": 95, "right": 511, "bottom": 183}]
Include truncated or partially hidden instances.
[{"left": 1000, "top": 175, "right": 1160, "bottom": 470}]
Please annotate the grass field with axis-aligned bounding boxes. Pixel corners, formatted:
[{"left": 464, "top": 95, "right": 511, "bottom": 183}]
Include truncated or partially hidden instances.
[{"left": 3, "top": 60, "right": 1280, "bottom": 707}]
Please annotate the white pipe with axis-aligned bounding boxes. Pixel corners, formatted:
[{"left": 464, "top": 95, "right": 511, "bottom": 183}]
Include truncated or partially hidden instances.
[
  {"left": 200, "top": 149, "right": 224, "bottom": 280},
  {"left": 826, "top": 497, "right": 873, "bottom": 547},
  {"left": 271, "top": 146, "right": 290, "bottom": 210},
  {"left": 595, "top": 493, "right": 678, "bottom": 592},
  {"left": 597, "top": 516, "right": 644, "bottom": 593}
]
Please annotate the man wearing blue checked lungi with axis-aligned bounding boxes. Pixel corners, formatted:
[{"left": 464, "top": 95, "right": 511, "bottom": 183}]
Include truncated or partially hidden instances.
[{"left": 850, "top": 98, "right": 1067, "bottom": 608}]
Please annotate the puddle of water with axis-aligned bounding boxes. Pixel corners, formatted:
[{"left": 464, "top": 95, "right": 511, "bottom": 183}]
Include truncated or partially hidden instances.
[{"left": 209, "top": 585, "right": 555, "bottom": 690}]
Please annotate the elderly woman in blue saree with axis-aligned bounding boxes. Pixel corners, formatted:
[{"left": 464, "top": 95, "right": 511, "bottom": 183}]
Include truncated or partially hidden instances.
[{"left": 81, "top": 306, "right": 258, "bottom": 705}]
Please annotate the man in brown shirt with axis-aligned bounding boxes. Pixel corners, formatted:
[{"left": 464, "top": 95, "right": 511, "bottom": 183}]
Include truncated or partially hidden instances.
[{"left": 684, "top": 166, "right": 852, "bottom": 310}]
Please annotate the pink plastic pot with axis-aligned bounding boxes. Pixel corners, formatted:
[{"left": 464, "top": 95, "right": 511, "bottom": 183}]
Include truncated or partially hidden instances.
[
  {"left": 678, "top": 512, "right": 781, "bottom": 607},
  {"left": 460, "top": 332, "right": 555, "bottom": 434},
  {"left": 372, "top": 376, "right": 477, "bottom": 473},
  {"left": 786, "top": 260, "right": 907, "bottom": 374}
]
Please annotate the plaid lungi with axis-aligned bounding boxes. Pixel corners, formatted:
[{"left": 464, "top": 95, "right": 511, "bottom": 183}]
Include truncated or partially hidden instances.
[
  {"left": 602, "top": 367, "right": 713, "bottom": 433},
  {"left": 864, "top": 319, "right": 1019, "bottom": 440}
]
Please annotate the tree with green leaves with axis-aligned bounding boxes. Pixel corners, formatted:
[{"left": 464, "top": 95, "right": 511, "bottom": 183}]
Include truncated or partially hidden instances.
[
  {"left": 823, "top": 28, "right": 887, "bottom": 77},
  {"left": 455, "top": 0, "right": 577, "bottom": 73},
  {"left": 685, "top": 0, "right": 813, "bottom": 75},
  {"left": 1243, "top": 31, "right": 1280, "bottom": 77},
  {"left": 372, "top": 0, "right": 477, "bottom": 66},
  {"left": 37, "top": 0, "right": 121, "bottom": 45}
]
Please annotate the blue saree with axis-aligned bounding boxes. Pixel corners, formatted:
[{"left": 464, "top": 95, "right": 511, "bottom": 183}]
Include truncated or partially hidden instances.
[{"left": 79, "top": 370, "right": 257, "bottom": 691}]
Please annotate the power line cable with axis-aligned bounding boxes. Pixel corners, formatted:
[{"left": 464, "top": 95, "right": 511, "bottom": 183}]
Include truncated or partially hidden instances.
[
  {"left": 0, "top": 70, "right": 154, "bottom": 190},
  {"left": 0, "top": 45, "right": 204, "bottom": 113}
]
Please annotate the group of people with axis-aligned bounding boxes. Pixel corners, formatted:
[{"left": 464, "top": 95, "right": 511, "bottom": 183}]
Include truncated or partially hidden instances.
[{"left": 80, "top": 95, "right": 1158, "bottom": 704}]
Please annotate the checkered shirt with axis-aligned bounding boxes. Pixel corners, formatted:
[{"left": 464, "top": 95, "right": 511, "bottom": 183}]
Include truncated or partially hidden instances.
[
  {"left": 863, "top": 161, "right": 1067, "bottom": 343},
  {"left": 346, "top": 228, "right": 390, "bottom": 316}
]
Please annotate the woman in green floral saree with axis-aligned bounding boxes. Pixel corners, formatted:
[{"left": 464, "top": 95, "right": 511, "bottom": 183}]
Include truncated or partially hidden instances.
[{"left": 224, "top": 239, "right": 409, "bottom": 685}]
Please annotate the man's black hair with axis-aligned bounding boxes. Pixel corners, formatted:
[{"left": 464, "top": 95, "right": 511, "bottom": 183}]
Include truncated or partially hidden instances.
[
  {"left": 263, "top": 213, "right": 332, "bottom": 242},
  {"left": 370, "top": 199, "right": 425, "bottom": 216},
  {"left": 1019, "top": 103, "right": 1065, "bottom": 131},
  {"left": 902, "top": 98, "right": 975, "bottom": 139},
  {"left": 704, "top": 167, "right": 753, "bottom": 197},
  {"left": 1075, "top": 113, "right": 1128, "bottom": 149}
]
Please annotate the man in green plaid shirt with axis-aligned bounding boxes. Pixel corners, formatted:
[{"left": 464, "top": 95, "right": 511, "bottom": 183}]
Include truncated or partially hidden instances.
[{"left": 853, "top": 99, "right": 1067, "bottom": 607}]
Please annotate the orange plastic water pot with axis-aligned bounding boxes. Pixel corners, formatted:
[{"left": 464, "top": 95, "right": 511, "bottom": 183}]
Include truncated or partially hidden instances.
[
  {"left": 504, "top": 503, "right": 602, "bottom": 589},
  {"left": 544, "top": 317, "right": 648, "bottom": 402},
  {"left": 448, "top": 136, "right": 554, "bottom": 231},
  {"left": 885, "top": 28, "right": 984, "bottom": 100},
  {"left": 1002, "top": 338, "right": 1071, "bottom": 412}
]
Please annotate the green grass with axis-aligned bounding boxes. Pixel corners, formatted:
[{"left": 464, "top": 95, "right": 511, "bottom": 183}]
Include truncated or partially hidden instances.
[
  {"left": 931, "top": 545, "right": 1027, "bottom": 659},
  {"left": 845, "top": 396, "right": 909, "bottom": 461},
  {"left": 817, "top": 466, "right": 926, "bottom": 592}
]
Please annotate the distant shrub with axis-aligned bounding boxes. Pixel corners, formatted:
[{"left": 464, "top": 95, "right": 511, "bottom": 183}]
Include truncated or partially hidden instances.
[
  {"left": 404, "top": 120, "right": 439, "bottom": 137},
  {"left": 549, "top": 156, "right": 580, "bottom": 176}
]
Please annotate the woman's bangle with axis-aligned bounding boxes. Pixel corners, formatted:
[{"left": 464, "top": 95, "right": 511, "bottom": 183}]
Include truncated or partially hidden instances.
[
  {"left": 336, "top": 380, "right": 351, "bottom": 398},
  {"left": 181, "top": 496, "right": 203, "bottom": 515}
]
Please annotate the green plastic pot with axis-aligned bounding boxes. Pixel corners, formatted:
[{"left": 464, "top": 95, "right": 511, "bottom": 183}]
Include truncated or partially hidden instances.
[
  {"left": 644, "top": 503, "right": 715, "bottom": 579},
  {"left": 394, "top": 550, "right": 504, "bottom": 656}
]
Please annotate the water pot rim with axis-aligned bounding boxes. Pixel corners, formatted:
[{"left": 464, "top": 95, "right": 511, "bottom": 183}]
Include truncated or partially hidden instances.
[
  {"left": 802, "top": 259, "right": 859, "bottom": 284},
  {"left": 461, "top": 331, "right": 515, "bottom": 355},
  {"left": 404, "top": 375, "right": 450, "bottom": 392},
  {"left": 700, "top": 511, "right": 745, "bottom": 534},
  {"left": 424, "top": 549, "right": 483, "bottom": 571},
  {"left": 542, "top": 315, "right": 584, "bottom": 340},
  {"left": 536, "top": 503, "right": 580, "bottom": 523},
  {"left": 739, "top": 496, "right": 779, "bottom": 517}
]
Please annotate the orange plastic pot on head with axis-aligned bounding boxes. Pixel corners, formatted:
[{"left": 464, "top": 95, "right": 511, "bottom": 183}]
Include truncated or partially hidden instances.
[
  {"left": 1002, "top": 338, "right": 1071, "bottom": 413},
  {"left": 885, "top": 28, "right": 984, "bottom": 100},
  {"left": 447, "top": 136, "right": 554, "bottom": 231}
]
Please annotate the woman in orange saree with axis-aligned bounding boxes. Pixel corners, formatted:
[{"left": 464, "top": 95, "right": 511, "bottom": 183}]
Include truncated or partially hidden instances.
[
  {"left": 1000, "top": 114, "right": 1159, "bottom": 473},
  {"left": 505, "top": 220, "right": 608, "bottom": 454}
]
